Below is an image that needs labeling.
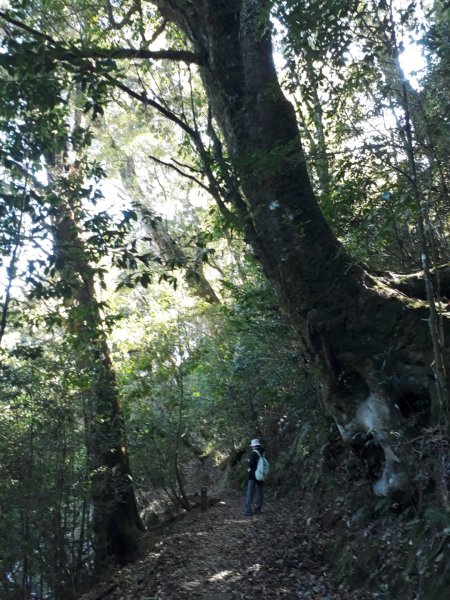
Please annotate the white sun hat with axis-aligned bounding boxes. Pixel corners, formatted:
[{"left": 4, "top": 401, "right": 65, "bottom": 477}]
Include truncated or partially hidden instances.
[{"left": 250, "top": 438, "right": 261, "bottom": 447}]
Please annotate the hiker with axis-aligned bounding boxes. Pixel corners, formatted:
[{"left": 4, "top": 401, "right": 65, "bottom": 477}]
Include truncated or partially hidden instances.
[{"left": 244, "top": 438, "right": 266, "bottom": 516}]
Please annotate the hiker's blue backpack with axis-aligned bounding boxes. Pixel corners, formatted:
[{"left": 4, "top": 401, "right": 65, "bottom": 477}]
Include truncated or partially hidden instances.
[{"left": 254, "top": 450, "right": 269, "bottom": 481}]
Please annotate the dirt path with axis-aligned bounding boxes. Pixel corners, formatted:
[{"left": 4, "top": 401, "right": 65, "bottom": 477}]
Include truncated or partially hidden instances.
[{"left": 81, "top": 492, "right": 379, "bottom": 600}]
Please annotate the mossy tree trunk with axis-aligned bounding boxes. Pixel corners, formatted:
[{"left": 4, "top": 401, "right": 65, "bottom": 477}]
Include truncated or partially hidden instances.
[
  {"left": 154, "top": 0, "right": 450, "bottom": 499},
  {"left": 50, "top": 191, "right": 143, "bottom": 571}
]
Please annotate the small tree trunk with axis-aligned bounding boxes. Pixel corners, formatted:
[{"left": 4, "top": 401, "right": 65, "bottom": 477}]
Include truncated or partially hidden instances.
[
  {"left": 50, "top": 193, "right": 143, "bottom": 571},
  {"left": 118, "top": 154, "right": 220, "bottom": 304}
]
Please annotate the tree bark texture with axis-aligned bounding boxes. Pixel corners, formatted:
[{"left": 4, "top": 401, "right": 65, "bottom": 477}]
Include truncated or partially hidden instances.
[
  {"left": 51, "top": 196, "right": 143, "bottom": 570},
  {"left": 154, "top": 0, "right": 450, "bottom": 498}
]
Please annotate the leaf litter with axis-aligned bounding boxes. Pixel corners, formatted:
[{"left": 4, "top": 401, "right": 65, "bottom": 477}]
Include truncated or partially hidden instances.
[{"left": 79, "top": 491, "right": 380, "bottom": 600}]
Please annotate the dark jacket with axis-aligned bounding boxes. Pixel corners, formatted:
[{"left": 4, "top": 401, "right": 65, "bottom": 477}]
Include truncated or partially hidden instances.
[{"left": 248, "top": 446, "right": 265, "bottom": 481}]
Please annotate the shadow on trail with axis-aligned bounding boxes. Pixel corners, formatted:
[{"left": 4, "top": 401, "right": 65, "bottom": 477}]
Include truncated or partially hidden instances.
[{"left": 79, "top": 492, "right": 377, "bottom": 600}]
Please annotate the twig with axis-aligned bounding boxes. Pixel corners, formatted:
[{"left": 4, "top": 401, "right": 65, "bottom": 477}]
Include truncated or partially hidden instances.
[{"left": 148, "top": 154, "right": 209, "bottom": 192}]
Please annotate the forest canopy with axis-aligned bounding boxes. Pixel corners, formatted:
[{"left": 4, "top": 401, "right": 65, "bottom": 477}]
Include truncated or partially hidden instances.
[{"left": 0, "top": 0, "right": 449, "bottom": 598}]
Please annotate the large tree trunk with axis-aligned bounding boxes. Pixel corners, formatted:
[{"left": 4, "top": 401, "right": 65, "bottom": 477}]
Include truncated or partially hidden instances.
[{"left": 155, "top": 0, "right": 450, "bottom": 499}]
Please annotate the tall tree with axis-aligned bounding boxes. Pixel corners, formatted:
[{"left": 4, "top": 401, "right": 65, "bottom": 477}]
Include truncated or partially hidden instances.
[
  {"left": 49, "top": 176, "right": 144, "bottom": 570},
  {"left": 0, "top": 27, "right": 143, "bottom": 570},
  {"left": 149, "top": 0, "right": 449, "bottom": 497},
  {"left": 1, "top": 0, "right": 449, "bottom": 503}
]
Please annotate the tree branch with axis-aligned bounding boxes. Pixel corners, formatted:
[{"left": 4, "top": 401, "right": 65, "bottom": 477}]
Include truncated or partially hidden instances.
[
  {"left": 148, "top": 154, "right": 210, "bottom": 192},
  {"left": 171, "top": 157, "right": 204, "bottom": 175},
  {"left": 0, "top": 11, "right": 204, "bottom": 65},
  {"left": 0, "top": 10, "right": 55, "bottom": 43},
  {"left": 59, "top": 46, "right": 204, "bottom": 65},
  {"left": 105, "top": 0, "right": 140, "bottom": 30},
  {"left": 149, "top": 19, "right": 168, "bottom": 45},
  {"left": 103, "top": 75, "right": 199, "bottom": 139}
]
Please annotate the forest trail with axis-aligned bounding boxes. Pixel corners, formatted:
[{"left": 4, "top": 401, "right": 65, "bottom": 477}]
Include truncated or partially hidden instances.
[{"left": 80, "top": 491, "right": 380, "bottom": 600}]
